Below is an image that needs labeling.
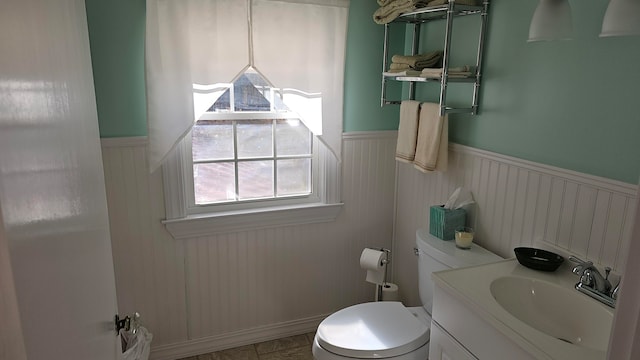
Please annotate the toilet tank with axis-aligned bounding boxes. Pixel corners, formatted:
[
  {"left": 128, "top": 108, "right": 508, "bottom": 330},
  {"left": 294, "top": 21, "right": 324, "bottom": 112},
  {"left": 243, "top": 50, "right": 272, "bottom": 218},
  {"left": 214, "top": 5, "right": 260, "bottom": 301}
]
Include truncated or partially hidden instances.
[{"left": 415, "top": 229, "right": 502, "bottom": 315}]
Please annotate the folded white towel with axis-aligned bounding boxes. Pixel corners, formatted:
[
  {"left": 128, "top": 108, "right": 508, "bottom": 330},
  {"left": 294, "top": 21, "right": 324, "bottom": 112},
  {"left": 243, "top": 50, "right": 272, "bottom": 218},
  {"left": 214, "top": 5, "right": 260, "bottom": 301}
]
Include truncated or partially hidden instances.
[
  {"left": 383, "top": 70, "right": 423, "bottom": 77},
  {"left": 413, "top": 102, "right": 448, "bottom": 172},
  {"left": 390, "top": 51, "right": 443, "bottom": 69},
  {"left": 395, "top": 100, "right": 422, "bottom": 163},
  {"left": 389, "top": 63, "right": 411, "bottom": 70},
  {"left": 373, "top": 0, "right": 417, "bottom": 24},
  {"left": 375, "top": 0, "right": 478, "bottom": 26},
  {"left": 421, "top": 66, "right": 473, "bottom": 78},
  {"left": 427, "top": 0, "right": 478, "bottom": 6},
  {"left": 421, "top": 65, "right": 471, "bottom": 73}
]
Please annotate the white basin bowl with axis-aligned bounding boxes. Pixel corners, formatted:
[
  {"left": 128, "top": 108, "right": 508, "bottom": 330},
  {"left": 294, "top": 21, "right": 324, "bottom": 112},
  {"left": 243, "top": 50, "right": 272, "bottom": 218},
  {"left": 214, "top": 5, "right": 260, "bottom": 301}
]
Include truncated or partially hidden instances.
[{"left": 490, "top": 276, "right": 613, "bottom": 351}]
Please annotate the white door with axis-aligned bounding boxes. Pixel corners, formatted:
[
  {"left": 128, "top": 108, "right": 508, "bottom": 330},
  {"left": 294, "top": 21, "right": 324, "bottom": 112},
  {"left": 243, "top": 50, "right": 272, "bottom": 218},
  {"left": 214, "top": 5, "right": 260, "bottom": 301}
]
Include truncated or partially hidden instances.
[
  {"left": 0, "top": 0, "right": 121, "bottom": 359},
  {"left": 607, "top": 185, "right": 640, "bottom": 360}
]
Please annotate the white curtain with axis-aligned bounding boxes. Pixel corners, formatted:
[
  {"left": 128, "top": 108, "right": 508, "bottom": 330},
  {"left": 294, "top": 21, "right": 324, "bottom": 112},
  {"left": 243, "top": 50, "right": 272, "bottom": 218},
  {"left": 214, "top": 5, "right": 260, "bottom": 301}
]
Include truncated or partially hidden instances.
[{"left": 145, "top": 0, "right": 349, "bottom": 171}]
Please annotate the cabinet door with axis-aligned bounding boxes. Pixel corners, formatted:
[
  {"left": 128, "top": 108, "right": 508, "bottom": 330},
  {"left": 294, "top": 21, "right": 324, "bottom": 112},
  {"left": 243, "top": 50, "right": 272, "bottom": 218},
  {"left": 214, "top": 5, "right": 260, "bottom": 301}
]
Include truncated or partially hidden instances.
[{"left": 429, "top": 322, "right": 478, "bottom": 360}]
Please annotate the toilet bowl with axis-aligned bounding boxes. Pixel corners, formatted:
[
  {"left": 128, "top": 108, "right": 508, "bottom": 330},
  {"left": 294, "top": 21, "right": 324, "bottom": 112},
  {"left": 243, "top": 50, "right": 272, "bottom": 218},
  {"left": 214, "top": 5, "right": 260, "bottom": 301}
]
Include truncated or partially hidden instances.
[{"left": 312, "top": 229, "right": 502, "bottom": 360}]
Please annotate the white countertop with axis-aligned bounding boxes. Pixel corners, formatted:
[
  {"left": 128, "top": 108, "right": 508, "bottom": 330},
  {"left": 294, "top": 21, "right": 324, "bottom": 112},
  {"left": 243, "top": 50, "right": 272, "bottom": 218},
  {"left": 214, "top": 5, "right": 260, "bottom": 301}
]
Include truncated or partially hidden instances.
[{"left": 432, "top": 258, "right": 614, "bottom": 360}]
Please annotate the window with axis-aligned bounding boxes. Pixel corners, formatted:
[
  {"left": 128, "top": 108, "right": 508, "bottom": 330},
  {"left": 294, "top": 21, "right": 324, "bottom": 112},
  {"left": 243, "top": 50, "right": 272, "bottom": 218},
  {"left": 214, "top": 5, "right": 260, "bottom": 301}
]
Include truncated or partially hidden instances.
[
  {"left": 148, "top": 0, "right": 349, "bottom": 239},
  {"left": 192, "top": 118, "right": 312, "bottom": 204},
  {"left": 190, "top": 69, "right": 313, "bottom": 207},
  {"left": 162, "top": 70, "right": 342, "bottom": 239}
]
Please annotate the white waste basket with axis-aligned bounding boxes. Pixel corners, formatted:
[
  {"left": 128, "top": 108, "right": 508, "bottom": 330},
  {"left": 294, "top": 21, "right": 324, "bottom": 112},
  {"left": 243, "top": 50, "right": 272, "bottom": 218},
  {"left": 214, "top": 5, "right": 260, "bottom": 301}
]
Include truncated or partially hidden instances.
[{"left": 121, "top": 326, "right": 153, "bottom": 360}]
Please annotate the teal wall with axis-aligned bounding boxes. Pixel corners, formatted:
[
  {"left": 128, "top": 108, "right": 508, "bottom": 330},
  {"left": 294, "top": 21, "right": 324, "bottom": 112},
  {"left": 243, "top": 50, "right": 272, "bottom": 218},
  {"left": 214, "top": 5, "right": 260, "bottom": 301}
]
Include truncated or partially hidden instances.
[
  {"left": 451, "top": 1, "right": 640, "bottom": 184},
  {"left": 86, "top": 0, "right": 640, "bottom": 184},
  {"left": 85, "top": 0, "right": 147, "bottom": 137},
  {"left": 343, "top": 1, "right": 402, "bottom": 132}
]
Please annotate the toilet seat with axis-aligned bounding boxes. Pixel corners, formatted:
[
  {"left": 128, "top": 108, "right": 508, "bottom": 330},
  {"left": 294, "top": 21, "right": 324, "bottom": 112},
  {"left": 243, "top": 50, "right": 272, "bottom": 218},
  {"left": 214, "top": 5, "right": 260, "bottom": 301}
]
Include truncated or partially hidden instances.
[{"left": 315, "top": 302, "right": 430, "bottom": 359}]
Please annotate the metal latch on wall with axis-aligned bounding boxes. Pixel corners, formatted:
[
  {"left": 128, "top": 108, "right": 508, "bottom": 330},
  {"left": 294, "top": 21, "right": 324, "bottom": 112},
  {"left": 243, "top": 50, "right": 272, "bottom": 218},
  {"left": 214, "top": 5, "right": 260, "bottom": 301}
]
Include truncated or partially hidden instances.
[{"left": 114, "top": 312, "right": 141, "bottom": 335}]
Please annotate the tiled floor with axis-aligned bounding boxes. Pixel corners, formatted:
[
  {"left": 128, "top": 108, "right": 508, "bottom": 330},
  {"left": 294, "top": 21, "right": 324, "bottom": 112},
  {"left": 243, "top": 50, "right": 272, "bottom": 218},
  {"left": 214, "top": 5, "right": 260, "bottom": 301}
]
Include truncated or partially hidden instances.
[{"left": 179, "top": 333, "right": 316, "bottom": 360}]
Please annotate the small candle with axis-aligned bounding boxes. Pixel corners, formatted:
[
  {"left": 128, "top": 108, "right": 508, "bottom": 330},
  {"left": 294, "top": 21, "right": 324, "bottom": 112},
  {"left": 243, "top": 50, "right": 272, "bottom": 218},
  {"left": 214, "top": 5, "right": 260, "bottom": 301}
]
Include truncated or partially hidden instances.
[{"left": 455, "top": 227, "right": 474, "bottom": 249}]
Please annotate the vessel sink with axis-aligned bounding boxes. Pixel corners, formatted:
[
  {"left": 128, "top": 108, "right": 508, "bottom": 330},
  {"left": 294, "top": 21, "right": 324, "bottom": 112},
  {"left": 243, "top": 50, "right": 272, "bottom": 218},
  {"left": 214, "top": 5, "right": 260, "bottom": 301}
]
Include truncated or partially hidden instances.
[{"left": 490, "top": 276, "right": 613, "bottom": 352}]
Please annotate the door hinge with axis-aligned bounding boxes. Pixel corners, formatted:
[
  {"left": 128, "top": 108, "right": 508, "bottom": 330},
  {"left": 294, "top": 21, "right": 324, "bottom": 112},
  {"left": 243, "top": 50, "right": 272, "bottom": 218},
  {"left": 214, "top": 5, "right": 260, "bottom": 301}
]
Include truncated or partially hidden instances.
[{"left": 114, "top": 312, "right": 140, "bottom": 335}]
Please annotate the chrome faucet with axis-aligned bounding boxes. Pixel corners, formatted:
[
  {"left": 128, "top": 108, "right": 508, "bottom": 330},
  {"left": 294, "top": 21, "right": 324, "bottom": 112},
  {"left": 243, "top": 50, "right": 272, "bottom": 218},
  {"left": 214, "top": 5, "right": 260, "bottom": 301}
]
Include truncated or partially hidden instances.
[{"left": 570, "top": 256, "right": 619, "bottom": 308}]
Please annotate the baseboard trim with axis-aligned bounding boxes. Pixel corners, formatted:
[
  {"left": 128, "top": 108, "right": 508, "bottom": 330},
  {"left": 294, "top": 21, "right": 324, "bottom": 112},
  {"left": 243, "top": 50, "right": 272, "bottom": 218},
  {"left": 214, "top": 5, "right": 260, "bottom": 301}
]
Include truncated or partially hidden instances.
[{"left": 150, "top": 313, "right": 329, "bottom": 360}]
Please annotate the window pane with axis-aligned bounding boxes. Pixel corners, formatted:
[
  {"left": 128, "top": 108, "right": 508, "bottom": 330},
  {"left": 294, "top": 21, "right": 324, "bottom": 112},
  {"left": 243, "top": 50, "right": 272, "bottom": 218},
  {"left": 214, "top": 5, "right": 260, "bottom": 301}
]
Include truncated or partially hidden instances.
[
  {"left": 276, "top": 119, "right": 311, "bottom": 156},
  {"left": 277, "top": 159, "right": 311, "bottom": 196},
  {"left": 237, "top": 120, "right": 273, "bottom": 158},
  {"left": 234, "top": 74, "right": 271, "bottom": 111},
  {"left": 192, "top": 120, "right": 234, "bottom": 161},
  {"left": 209, "top": 68, "right": 281, "bottom": 112},
  {"left": 238, "top": 160, "right": 274, "bottom": 199},
  {"left": 194, "top": 163, "right": 236, "bottom": 204}
]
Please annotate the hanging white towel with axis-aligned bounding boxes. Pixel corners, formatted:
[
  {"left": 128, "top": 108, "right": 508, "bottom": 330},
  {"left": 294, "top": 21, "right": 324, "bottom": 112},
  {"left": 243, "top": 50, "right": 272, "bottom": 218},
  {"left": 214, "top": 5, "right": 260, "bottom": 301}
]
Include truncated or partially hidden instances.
[
  {"left": 395, "top": 100, "right": 422, "bottom": 163},
  {"left": 413, "top": 102, "right": 448, "bottom": 172}
]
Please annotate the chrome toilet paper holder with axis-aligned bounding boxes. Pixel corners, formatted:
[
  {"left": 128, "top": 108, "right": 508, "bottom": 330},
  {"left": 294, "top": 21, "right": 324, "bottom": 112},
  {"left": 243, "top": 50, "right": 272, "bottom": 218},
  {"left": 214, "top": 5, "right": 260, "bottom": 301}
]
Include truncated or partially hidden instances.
[{"left": 376, "top": 248, "right": 391, "bottom": 301}]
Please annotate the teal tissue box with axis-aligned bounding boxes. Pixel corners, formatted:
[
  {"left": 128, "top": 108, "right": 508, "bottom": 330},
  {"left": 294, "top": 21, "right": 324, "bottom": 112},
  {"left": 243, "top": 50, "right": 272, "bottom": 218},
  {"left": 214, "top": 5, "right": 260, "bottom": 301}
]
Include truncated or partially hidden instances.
[{"left": 429, "top": 205, "right": 466, "bottom": 240}]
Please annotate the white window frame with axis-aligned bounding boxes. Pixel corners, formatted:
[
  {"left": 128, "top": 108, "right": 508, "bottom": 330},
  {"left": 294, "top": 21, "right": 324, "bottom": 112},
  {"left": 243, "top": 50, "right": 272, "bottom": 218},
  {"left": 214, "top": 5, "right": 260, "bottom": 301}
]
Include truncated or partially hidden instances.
[
  {"left": 161, "top": 116, "right": 342, "bottom": 240},
  {"left": 187, "top": 111, "right": 318, "bottom": 212}
]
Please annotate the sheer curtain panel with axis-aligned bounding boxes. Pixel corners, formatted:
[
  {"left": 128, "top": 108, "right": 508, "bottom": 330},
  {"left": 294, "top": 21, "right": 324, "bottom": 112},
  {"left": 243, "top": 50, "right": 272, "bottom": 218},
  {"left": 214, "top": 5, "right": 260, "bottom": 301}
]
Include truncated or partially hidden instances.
[{"left": 145, "top": 0, "right": 349, "bottom": 171}]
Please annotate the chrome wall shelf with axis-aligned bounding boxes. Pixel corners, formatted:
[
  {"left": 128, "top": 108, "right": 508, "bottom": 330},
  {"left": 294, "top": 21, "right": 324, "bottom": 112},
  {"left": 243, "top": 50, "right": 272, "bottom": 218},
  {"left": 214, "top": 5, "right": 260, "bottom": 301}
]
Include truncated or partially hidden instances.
[{"left": 380, "top": 1, "right": 489, "bottom": 116}]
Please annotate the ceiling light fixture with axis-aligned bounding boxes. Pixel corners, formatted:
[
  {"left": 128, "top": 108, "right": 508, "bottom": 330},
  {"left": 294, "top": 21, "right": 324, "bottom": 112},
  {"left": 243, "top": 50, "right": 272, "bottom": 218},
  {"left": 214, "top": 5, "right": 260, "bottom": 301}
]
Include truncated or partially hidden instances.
[
  {"left": 600, "top": 0, "right": 640, "bottom": 37},
  {"left": 528, "top": 0, "right": 573, "bottom": 42}
]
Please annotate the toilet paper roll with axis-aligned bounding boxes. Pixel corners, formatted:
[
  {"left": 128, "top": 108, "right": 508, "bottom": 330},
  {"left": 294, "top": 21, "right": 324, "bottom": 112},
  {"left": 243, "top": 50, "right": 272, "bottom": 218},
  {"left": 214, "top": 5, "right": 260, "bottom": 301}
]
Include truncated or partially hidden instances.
[
  {"left": 380, "top": 283, "right": 400, "bottom": 302},
  {"left": 360, "top": 248, "right": 385, "bottom": 285}
]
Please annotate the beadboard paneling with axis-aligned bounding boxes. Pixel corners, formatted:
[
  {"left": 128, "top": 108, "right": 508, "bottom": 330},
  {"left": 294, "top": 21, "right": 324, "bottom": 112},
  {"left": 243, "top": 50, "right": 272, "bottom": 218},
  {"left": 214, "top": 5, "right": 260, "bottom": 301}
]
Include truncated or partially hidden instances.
[
  {"left": 101, "top": 139, "right": 189, "bottom": 347},
  {"left": 393, "top": 144, "right": 638, "bottom": 306},
  {"left": 102, "top": 134, "right": 636, "bottom": 358},
  {"left": 182, "top": 132, "right": 398, "bottom": 342},
  {"left": 101, "top": 132, "right": 398, "bottom": 359}
]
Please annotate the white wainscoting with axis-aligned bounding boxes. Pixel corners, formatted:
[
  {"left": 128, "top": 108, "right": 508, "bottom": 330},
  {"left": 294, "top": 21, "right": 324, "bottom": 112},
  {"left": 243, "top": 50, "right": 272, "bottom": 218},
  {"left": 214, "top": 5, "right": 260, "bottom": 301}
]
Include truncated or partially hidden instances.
[
  {"left": 102, "top": 134, "right": 637, "bottom": 358},
  {"left": 101, "top": 132, "right": 398, "bottom": 359},
  {"left": 393, "top": 143, "right": 638, "bottom": 306},
  {"left": 101, "top": 137, "right": 189, "bottom": 347}
]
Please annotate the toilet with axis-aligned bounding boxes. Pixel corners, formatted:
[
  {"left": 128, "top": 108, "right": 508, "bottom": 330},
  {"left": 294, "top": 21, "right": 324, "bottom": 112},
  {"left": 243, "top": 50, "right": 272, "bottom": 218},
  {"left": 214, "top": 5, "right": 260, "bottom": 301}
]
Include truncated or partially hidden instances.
[{"left": 312, "top": 228, "right": 502, "bottom": 360}]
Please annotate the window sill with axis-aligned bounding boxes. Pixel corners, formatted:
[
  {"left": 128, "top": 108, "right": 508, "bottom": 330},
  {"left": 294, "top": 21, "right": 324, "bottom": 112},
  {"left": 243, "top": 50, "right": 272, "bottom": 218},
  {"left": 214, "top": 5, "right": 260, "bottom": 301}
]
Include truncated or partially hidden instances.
[{"left": 163, "top": 202, "right": 343, "bottom": 240}]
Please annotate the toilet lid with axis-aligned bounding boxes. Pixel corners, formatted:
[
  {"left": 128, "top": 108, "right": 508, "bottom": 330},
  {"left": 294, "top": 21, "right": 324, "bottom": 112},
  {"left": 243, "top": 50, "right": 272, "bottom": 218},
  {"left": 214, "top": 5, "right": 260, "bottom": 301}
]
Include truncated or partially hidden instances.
[{"left": 316, "top": 302, "right": 430, "bottom": 359}]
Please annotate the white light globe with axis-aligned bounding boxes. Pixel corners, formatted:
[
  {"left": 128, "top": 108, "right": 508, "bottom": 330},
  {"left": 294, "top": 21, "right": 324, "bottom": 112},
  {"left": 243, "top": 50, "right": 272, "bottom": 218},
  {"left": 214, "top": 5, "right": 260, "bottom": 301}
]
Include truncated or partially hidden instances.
[
  {"left": 601, "top": 0, "right": 640, "bottom": 37},
  {"left": 528, "top": 0, "right": 573, "bottom": 42}
]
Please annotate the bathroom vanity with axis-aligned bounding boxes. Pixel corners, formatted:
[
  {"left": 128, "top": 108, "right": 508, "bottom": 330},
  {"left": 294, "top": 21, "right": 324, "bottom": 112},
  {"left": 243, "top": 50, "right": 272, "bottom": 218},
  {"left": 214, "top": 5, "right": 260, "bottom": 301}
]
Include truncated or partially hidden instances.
[{"left": 429, "top": 258, "right": 614, "bottom": 360}]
